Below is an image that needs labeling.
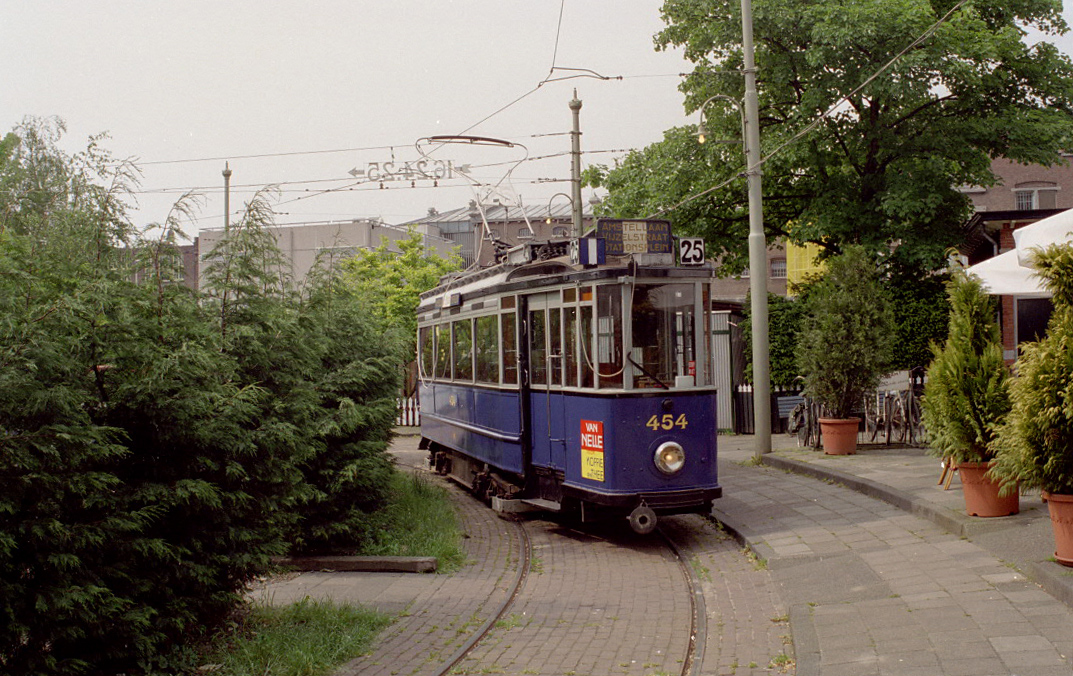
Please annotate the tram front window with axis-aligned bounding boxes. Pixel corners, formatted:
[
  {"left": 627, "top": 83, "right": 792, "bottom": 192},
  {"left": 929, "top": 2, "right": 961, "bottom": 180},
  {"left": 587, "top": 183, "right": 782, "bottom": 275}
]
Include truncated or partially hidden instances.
[{"left": 631, "top": 284, "right": 697, "bottom": 388}]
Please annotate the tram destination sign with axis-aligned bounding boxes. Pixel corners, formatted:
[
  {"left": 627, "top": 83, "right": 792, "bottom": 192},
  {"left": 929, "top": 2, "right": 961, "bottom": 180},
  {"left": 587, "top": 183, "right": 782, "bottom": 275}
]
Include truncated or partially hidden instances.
[{"left": 596, "top": 219, "right": 672, "bottom": 256}]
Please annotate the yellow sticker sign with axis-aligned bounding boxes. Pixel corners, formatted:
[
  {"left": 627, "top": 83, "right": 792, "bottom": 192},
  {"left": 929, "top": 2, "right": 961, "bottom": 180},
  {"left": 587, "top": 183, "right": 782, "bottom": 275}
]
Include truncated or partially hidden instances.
[{"left": 580, "top": 420, "right": 605, "bottom": 482}]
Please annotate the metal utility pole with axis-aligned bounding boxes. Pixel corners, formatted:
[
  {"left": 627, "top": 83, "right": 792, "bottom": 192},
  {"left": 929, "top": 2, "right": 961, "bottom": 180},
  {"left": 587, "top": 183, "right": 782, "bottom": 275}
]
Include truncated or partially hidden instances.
[
  {"left": 569, "top": 91, "right": 584, "bottom": 237},
  {"left": 223, "top": 162, "right": 232, "bottom": 234},
  {"left": 741, "top": 0, "right": 771, "bottom": 457}
]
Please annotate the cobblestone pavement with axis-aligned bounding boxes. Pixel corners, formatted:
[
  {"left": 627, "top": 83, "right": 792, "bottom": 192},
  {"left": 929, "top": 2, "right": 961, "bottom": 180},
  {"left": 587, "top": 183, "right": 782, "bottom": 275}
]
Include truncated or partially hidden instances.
[{"left": 715, "top": 440, "right": 1073, "bottom": 676}]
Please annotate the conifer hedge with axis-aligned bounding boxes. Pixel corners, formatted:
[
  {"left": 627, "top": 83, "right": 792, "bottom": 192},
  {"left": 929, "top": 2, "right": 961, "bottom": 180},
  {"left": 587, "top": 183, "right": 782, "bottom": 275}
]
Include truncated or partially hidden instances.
[{"left": 0, "top": 119, "right": 402, "bottom": 674}]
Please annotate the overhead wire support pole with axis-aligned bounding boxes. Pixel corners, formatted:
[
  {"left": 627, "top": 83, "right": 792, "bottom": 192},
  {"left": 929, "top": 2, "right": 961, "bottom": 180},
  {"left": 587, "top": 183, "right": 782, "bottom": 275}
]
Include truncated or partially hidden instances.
[
  {"left": 223, "top": 162, "right": 232, "bottom": 234},
  {"left": 741, "top": 0, "right": 771, "bottom": 457},
  {"left": 569, "top": 91, "right": 584, "bottom": 237}
]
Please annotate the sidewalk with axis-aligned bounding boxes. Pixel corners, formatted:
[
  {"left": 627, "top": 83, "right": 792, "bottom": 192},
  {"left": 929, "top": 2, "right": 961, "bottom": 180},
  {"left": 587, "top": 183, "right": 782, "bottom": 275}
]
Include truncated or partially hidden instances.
[
  {"left": 733, "top": 432, "right": 1073, "bottom": 609},
  {"left": 716, "top": 433, "right": 1073, "bottom": 675}
]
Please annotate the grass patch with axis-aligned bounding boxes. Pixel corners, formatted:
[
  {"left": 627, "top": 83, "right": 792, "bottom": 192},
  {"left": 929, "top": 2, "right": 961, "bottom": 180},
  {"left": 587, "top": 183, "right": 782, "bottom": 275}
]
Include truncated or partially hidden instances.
[
  {"left": 200, "top": 598, "right": 391, "bottom": 676},
  {"left": 357, "top": 470, "right": 467, "bottom": 572}
]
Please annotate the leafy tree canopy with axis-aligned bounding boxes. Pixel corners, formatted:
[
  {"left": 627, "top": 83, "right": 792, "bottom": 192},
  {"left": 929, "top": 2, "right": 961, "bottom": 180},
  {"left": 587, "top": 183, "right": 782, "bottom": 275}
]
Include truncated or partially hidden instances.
[
  {"left": 593, "top": 0, "right": 1073, "bottom": 276},
  {"left": 340, "top": 229, "right": 463, "bottom": 342}
]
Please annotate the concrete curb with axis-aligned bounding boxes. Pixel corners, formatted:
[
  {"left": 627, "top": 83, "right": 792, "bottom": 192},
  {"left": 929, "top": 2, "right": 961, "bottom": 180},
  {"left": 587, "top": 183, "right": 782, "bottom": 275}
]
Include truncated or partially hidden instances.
[
  {"left": 273, "top": 555, "right": 437, "bottom": 573},
  {"left": 758, "top": 453, "right": 1073, "bottom": 614},
  {"left": 708, "top": 506, "right": 818, "bottom": 676}
]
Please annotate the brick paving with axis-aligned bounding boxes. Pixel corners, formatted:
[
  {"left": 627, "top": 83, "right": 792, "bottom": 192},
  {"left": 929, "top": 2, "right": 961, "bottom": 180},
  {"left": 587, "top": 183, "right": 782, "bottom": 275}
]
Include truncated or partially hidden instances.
[
  {"left": 660, "top": 514, "right": 794, "bottom": 675},
  {"left": 716, "top": 438, "right": 1073, "bottom": 676},
  {"left": 453, "top": 518, "right": 692, "bottom": 675},
  {"left": 255, "top": 431, "right": 1073, "bottom": 676}
]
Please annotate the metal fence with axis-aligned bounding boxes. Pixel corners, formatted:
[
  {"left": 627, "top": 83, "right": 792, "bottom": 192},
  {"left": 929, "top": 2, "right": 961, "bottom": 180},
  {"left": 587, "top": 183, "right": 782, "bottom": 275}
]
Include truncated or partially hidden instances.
[
  {"left": 732, "top": 384, "right": 804, "bottom": 435},
  {"left": 396, "top": 392, "right": 420, "bottom": 427}
]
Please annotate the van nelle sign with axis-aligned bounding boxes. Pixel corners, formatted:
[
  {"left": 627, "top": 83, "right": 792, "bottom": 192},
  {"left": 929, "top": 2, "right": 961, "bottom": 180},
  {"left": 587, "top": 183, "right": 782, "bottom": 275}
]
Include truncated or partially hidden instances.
[{"left": 596, "top": 219, "right": 672, "bottom": 255}]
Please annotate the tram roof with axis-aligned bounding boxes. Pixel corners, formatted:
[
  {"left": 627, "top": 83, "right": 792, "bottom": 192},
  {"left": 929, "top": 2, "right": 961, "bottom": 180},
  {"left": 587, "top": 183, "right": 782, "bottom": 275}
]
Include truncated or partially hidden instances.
[{"left": 418, "top": 239, "right": 714, "bottom": 313}]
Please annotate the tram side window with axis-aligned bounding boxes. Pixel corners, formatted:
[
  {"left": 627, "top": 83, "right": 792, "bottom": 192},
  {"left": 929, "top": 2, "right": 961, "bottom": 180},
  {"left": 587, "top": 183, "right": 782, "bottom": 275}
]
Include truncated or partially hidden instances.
[
  {"left": 564, "top": 306, "right": 579, "bottom": 388},
  {"left": 419, "top": 326, "right": 434, "bottom": 380},
  {"left": 549, "top": 308, "right": 562, "bottom": 386},
  {"left": 453, "top": 319, "right": 473, "bottom": 381},
  {"left": 529, "top": 308, "right": 547, "bottom": 385},
  {"left": 434, "top": 324, "right": 451, "bottom": 379},
  {"left": 474, "top": 314, "right": 499, "bottom": 383},
  {"left": 596, "top": 286, "right": 623, "bottom": 388},
  {"left": 580, "top": 306, "right": 595, "bottom": 388},
  {"left": 502, "top": 312, "right": 518, "bottom": 385}
]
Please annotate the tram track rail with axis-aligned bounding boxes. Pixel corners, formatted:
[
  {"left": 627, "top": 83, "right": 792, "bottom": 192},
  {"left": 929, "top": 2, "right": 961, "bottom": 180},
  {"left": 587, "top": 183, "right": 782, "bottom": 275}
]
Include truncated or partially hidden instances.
[
  {"left": 431, "top": 518, "right": 532, "bottom": 676},
  {"left": 659, "top": 523, "right": 706, "bottom": 676},
  {"left": 395, "top": 454, "right": 704, "bottom": 676}
]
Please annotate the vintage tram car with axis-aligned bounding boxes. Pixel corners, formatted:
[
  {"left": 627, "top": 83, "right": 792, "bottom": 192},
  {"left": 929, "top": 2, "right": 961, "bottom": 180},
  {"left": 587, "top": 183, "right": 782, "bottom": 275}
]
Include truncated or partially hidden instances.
[{"left": 417, "top": 221, "right": 722, "bottom": 533}]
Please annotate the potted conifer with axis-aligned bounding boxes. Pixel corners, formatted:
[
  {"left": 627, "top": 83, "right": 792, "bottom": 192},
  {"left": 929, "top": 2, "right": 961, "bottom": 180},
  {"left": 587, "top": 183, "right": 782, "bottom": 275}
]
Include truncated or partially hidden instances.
[
  {"left": 920, "top": 268, "right": 1016, "bottom": 516},
  {"left": 991, "top": 244, "right": 1073, "bottom": 565},
  {"left": 796, "top": 246, "right": 894, "bottom": 454}
]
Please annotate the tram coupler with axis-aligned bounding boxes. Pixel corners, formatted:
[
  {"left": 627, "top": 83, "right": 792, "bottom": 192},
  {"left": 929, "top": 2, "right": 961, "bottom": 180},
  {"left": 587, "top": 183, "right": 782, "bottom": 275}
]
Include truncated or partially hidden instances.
[{"left": 627, "top": 504, "right": 658, "bottom": 534}]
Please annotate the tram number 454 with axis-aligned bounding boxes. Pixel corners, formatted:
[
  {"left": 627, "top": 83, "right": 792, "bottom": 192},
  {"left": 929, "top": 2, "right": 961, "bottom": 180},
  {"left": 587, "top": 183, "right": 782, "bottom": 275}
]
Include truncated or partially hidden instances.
[{"left": 646, "top": 414, "right": 688, "bottom": 431}]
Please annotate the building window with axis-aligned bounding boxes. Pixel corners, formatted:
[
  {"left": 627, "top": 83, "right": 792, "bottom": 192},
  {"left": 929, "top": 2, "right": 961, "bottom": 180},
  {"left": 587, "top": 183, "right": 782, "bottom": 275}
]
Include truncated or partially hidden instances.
[
  {"left": 517, "top": 227, "right": 534, "bottom": 240},
  {"left": 1016, "top": 190, "right": 1036, "bottom": 211},
  {"left": 738, "top": 267, "right": 750, "bottom": 279},
  {"left": 770, "top": 258, "right": 787, "bottom": 279},
  {"left": 1015, "top": 186, "right": 1059, "bottom": 211},
  {"left": 552, "top": 226, "right": 569, "bottom": 237}
]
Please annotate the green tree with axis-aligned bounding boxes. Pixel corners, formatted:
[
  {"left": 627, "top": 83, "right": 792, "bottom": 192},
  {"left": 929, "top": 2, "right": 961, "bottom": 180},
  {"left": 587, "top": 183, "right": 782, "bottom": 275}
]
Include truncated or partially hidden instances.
[
  {"left": 593, "top": 0, "right": 1073, "bottom": 276},
  {"left": 0, "top": 118, "right": 403, "bottom": 674},
  {"left": 341, "top": 228, "right": 463, "bottom": 345}
]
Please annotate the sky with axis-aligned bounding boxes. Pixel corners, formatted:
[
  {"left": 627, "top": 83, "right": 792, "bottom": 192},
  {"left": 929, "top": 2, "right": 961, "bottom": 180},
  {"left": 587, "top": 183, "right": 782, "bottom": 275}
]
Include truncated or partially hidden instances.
[
  {"left": 1, "top": 1, "right": 696, "bottom": 238},
  {"left": 4, "top": 2, "right": 1073, "bottom": 241}
]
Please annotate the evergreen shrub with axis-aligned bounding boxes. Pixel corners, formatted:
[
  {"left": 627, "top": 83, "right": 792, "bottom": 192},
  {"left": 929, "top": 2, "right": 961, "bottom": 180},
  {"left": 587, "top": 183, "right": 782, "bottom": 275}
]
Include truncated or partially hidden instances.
[
  {"left": 920, "top": 269, "right": 1009, "bottom": 463},
  {"left": 0, "top": 119, "right": 402, "bottom": 674},
  {"left": 991, "top": 244, "right": 1073, "bottom": 495}
]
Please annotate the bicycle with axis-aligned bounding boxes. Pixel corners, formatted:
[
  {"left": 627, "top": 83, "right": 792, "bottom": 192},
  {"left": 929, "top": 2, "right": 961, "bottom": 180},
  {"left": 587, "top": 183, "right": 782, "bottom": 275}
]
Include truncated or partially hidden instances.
[
  {"left": 863, "top": 390, "right": 888, "bottom": 443},
  {"left": 877, "top": 369, "right": 928, "bottom": 447},
  {"left": 788, "top": 396, "right": 823, "bottom": 449}
]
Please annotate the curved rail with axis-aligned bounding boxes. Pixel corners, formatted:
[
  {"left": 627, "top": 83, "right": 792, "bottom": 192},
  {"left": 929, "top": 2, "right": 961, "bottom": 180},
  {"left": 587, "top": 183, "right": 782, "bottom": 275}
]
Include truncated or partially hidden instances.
[
  {"left": 659, "top": 524, "right": 707, "bottom": 676},
  {"left": 432, "top": 516, "right": 532, "bottom": 676}
]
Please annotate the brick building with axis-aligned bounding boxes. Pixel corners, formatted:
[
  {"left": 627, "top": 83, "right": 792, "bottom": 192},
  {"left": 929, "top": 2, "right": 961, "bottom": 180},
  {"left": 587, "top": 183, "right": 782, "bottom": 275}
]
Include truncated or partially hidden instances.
[{"left": 960, "top": 156, "right": 1073, "bottom": 360}]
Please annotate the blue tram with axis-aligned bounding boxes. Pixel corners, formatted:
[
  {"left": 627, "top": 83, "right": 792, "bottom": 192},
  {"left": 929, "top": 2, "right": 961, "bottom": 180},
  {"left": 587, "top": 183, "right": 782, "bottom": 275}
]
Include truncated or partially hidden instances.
[{"left": 417, "top": 224, "right": 721, "bottom": 533}]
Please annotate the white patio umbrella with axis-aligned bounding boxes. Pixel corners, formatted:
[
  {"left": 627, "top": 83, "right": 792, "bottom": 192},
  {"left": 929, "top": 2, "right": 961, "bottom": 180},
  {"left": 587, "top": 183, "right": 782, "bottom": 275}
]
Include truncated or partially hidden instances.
[
  {"left": 966, "top": 208, "right": 1073, "bottom": 297},
  {"left": 1014, "top": 208, "right": 1073, "bottom": 265},
  {"left": 966, "top": 248, "right": 1048, "bottom": 297}
]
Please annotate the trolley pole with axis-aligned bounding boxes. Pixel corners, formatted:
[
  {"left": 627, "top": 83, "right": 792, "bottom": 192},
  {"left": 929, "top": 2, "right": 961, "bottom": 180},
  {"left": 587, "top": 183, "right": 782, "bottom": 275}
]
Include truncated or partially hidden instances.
[
  {"left": 741, "top": 0, "right": 771, "bottom": 457},
  {"left": 569, "top": 91, "right": 584, "bottom": 238}
]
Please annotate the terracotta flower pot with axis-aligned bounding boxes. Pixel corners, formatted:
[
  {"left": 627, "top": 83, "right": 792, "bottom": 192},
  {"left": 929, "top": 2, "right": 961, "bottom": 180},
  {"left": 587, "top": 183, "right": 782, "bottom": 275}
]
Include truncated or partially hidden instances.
[
  {"left": 819, "top": 418, "right": 860, "bottom": 455},
  {"left": 1042, "top": 491, "right": 1073, "bottom": 567},
  {"left": 957, "top": 462, "right": 1019, "bottom": 517}
]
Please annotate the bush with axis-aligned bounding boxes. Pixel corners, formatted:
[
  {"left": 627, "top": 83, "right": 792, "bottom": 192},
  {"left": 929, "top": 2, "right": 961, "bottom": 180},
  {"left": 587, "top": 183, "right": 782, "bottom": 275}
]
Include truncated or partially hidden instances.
[
  {"left": 0, "top": 119, "right": 403, "bottom": 674},
  {"left": 886, "top": 268, "right": 951, "bottom": 371},
  {"left": 920, "top": 269, "right": 1009, "bottom": 463},
  {"left": 796, "top": 246, "right": 894, "bottom": 419},
  {"left": 991, "top": 244, "right": 1073, "bottom": 495},
  {"left": 741, "top": 291, "right": 808, "bottom": 388}
]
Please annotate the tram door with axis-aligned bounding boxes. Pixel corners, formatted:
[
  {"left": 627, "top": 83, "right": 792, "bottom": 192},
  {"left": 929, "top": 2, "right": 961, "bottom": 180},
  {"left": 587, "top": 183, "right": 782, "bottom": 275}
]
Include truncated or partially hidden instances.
[{"left": 525, "top": 291, "right": 568, "bottom": 471}]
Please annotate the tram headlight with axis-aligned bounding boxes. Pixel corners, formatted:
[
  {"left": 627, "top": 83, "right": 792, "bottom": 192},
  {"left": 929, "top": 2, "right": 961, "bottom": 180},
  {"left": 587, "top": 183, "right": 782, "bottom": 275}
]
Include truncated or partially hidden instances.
[{"left": 654, "top": 441, "right": 686, "bottom": 475}]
